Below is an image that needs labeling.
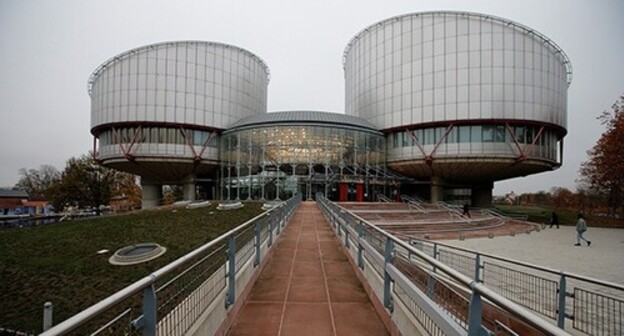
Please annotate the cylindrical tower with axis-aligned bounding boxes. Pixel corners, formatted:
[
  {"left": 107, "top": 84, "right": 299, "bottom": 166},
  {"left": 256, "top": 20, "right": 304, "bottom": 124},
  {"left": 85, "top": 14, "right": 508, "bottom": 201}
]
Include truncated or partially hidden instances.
[
  {"left": 344, "top": 11, "right": 572, "bottom": 205},
  {"left": 89, "top": 41, "right": 270, "bottom": 208}
]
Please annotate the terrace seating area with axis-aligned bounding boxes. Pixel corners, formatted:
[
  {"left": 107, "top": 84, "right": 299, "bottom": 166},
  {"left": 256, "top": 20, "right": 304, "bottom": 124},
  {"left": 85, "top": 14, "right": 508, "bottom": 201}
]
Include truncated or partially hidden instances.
[{"left": 341, "top": 200, "right": 540, "bottom": 240}]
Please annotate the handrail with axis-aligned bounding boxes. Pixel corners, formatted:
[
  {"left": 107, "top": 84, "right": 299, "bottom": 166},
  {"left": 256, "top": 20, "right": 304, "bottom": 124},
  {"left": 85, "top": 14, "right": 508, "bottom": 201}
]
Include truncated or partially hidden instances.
[
  {"left": 41, "top": 195, "right": 301, "bottom": 335},
  {"left": 317, "top": 195, "right": 571, "bottom": 336}
]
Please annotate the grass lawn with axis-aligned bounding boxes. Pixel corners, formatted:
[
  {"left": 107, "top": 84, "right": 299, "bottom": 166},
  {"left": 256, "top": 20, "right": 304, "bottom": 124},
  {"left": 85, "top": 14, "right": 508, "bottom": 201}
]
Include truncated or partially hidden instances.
[{"left": 0, "top": 202, "right": 264, "bottom": 334}]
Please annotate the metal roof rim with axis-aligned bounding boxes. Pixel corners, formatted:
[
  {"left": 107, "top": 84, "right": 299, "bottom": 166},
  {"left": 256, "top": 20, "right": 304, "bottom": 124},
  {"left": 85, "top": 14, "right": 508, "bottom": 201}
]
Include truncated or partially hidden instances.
[{"left": 225, "top": 110, "right": 380, "bottom": 133}]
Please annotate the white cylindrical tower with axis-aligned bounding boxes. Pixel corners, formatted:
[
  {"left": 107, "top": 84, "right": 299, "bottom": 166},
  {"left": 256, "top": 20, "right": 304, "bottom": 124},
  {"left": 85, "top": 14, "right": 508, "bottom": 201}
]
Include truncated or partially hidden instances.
[
  {"left": 344, "top": 12, "right": 572, "bottom": 205},
  {"left": 89, "top": 41, "right": 270, "bottom": 207}
]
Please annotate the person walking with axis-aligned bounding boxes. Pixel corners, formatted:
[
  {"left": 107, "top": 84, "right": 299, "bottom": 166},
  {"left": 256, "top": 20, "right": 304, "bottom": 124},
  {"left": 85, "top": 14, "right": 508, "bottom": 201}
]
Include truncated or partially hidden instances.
[
  {"left": 549, "top": 211, "right": 559, "bottom": 229},
  {"left": 575, "top": 213, "right": 591, "bottom": 246},
  {"left": 463, "top": 203, "right": 470, "bottom": 218}
]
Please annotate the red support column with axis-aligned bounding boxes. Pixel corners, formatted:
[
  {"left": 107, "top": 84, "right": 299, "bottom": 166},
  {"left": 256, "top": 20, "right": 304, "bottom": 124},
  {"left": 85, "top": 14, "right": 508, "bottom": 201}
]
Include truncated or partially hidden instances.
[
  {"left": 339, "top": 183, "right": 348, "bottom": 202},
  {"left": 356, "top": 184, "right": 364, "bottom": 202}
]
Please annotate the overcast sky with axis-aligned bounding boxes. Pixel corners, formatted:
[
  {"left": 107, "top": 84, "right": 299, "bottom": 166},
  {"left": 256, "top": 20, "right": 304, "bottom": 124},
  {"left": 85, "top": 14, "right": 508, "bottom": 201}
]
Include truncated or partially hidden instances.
[{"left": 0, "top": 0, "right": 622, "bottom": 195}]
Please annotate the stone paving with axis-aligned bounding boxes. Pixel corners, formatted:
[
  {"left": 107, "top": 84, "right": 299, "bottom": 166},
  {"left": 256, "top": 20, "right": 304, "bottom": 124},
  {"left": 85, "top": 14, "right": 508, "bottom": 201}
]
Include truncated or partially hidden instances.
[
  {"left": 228, "top": 202, "right": 389, "bottom": 336},
  {"left": 446, "top": 225, "right": 624, "bottom": 284}
]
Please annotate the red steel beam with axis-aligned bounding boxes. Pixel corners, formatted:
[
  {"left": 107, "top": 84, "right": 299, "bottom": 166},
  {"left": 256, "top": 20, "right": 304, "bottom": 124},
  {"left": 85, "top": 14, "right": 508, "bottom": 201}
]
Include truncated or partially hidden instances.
[
  {"left": 427, "top": 124, "right": 455, "bottom": 165},
  {"left": 523, "top": 126, "right": 545, "bottom": 159},
  {"left": 179, "top": 127, "right": 200, "bottom": 160}
]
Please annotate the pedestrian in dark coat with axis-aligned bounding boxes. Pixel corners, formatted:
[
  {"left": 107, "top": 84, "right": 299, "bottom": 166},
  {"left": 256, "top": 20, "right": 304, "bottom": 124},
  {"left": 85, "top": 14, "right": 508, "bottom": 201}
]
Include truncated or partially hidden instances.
[
  {"left": 463, "top": 203, "right": 470, "bottom": 218},
  {"left": 549, "top": 211, "right": 559, "bottom": 229}
]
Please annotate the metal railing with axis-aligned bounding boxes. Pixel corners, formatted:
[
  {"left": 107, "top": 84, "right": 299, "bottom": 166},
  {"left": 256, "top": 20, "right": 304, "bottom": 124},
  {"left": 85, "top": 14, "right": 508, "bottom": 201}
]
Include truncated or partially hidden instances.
[
  {"left": 408, "top": 236, "right": 624, "bottom": 335},
  {"left": 316, "top": 194, "right": 571, "bottom": 336},
  {"left": 41, "top": 194, "right": 301, "bottom": 336}
]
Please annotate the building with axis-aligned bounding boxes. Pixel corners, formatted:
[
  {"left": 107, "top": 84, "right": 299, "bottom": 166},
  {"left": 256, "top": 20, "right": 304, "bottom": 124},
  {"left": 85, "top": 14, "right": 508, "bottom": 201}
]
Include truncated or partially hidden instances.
[
  {"left": 221, "top": 110, "right": 399, "bottom": 202},
  {"left": 0, "top": 189, "right": 29, "bottom": 217},
  {"left": 22, "top": 201, "right": 54, "bottom": 216},
  {"left": 344, "top": 11, "right": 572, "bottom": 205},
  {"left": 89, "top": 11, "right": 571, "bottom": 208},
  {"left": 89, "top": 41, "right": 270, "bottom": 208}
]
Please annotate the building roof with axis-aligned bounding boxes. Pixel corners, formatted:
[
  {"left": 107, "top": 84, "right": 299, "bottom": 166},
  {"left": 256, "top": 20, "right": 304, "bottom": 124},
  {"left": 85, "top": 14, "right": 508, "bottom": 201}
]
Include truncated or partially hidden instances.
[
  {"left": 0, "top": 199, "right": 24, "bottom": 208},
  {"left": 88, "top": 40, "right": 271, "bottom": 96},
  {"left": 226, "top": 111, "right": 381, "bottom": 133},
  {"left": 0, "top": 189, "right": 28, "bottom": 199},
  {"left": 343, "top": 11, "right": 572, "bottom": 85}
]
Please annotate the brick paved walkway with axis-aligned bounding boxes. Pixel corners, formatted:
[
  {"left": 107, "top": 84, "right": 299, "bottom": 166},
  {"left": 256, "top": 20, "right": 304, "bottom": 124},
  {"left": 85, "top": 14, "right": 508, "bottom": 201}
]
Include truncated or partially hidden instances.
[{"left": 228, "top": 202, "right": 389, "bottom": 336}]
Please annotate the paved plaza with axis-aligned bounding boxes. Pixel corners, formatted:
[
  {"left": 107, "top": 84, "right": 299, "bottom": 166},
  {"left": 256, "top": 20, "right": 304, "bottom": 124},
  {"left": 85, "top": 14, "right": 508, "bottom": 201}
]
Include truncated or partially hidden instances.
[{"left": 446, "top": 225, "right": 624, "bottom": 284}]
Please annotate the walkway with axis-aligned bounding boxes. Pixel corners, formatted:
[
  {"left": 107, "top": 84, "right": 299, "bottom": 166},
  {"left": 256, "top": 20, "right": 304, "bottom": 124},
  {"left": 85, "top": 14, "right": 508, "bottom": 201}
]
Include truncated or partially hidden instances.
[
  {"left": 447, "top": 225, "right": 624, "bottom": 284},
  {"left": 228, "top": 202, "right": 389, "bottom": 336}
]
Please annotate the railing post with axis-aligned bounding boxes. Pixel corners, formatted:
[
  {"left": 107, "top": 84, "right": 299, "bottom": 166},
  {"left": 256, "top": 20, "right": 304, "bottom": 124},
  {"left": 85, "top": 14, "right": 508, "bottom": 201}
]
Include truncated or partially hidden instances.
[
  {"left": 357, "top": 221, "right": 364, "bottom": 269},
  {"left": 43, "top": 301, "right": 53, "bottom": 332},
  {"left": 474, "top": 253, "right": 481, "bottom": 283},
  {"left": 427, "top": 274, "right": 436, "bottom": 299},
  {"left": 142, "top": 284, "right": 157, "bottom": 336},
  {"left": 254, "top": 220, "right": 261, "bottom": 267},
  {"left": 428, "top": 242, "right": 438, "bottom": 299},
  {"left": 226, "top": 234, "right": 236, "bottom": 308},
  {"left": 280, "top": 207, "right": 285, "bottom": 229},
  {"left": 467, "top": 290, "right": 483, "bottom": 336},
  {"left": 557, "top": 274, "right": 567, "bottom": 328},
  {"left": 344, "top": 220, "right": 350, "bottom": 249},
  {"left": 337, "top": 210, "right": 343, "bottom": 237},
  {"left": 275, "top": 211, "right": 281, "bottom": 235},
  {"left": 383, "top": 238, "right": 394, "bottom": 312},
  {"left": 268, "top": 215, "right": 273, "bottom": 247}
]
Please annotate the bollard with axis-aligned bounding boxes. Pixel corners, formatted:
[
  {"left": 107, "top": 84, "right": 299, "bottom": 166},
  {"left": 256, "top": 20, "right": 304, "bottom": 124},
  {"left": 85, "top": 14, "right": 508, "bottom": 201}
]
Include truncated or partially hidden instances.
[{"left": 43, "top": 301, "right": 53, "bottom": 331}]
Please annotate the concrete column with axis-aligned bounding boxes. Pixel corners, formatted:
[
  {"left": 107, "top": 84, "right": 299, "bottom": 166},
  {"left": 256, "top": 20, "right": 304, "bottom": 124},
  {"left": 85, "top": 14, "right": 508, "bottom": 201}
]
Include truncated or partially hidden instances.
[
  {"left": 182, "top": 174, "right": 196, "bottom": 202},
  {"left": 472, "top": 182, "right": 493, "bottom": 207},
  {"left": 141, "top": 182, "right": 162, "bottom": 209},
  {"left": 430, "top": 176, "right": 445, "bottom": 203}
]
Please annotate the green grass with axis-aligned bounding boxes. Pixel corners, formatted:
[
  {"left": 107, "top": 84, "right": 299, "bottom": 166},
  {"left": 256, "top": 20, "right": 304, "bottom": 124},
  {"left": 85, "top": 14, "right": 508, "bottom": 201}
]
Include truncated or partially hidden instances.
[{"left": 0, "top": 203, "right": 264, "bottom": 334}]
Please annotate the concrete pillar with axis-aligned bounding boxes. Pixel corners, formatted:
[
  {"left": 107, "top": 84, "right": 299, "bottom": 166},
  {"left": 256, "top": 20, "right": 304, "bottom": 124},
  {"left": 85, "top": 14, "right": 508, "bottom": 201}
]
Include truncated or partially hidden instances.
[
  {"left": 141, "top": 182, "right": 162, "bottom": 209},
  {"left": 430, "top": 176, "right": 445, "bottom": 203},
  {"left": 182, "top": 174, "right": 196, "bottom": 202},
  {"left": 472, "top": 182, "right": 493, "bottom": 207}
]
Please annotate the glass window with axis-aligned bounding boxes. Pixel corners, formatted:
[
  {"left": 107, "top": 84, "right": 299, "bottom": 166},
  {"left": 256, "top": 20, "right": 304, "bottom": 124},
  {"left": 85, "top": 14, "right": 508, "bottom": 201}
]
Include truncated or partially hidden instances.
[
  {"left": 458, "top": 126, "right": 470, "bottom": 143},
  {"left": 515, "top": 126, "right": 525, "bottom": 143},
  {"left": 148, "top": 128, "right": 156, "bottom": 143},
  {"left": 482, "top": 125, "right": 494, "bottom": 142},
  {"left": 495, "top": 125, "right": 506, "bottom": 142},
  {"left": 526, "top": 127, "right": 534, "bottom": 144},
  {"left": 471, "top": 126, "right": 482, "bottom": 143},
  {"left": 446, "top": 127, "right": 457, "bottom": 143},
  {"left": 402, "top": 131, "right": 410, "bottom": 147},
  {"left": 424, "top": 128, "right": 434, "bottom": 145}
]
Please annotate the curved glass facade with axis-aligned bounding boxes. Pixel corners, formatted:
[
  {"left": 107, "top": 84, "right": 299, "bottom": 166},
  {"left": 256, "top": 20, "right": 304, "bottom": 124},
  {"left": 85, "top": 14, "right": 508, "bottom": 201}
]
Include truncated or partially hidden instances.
[
  {"left": 388, "top": 123, "right": 558, "bottom": 161},
  {"left": 220, "top": 124, "right": 386, "bottom": 201}
]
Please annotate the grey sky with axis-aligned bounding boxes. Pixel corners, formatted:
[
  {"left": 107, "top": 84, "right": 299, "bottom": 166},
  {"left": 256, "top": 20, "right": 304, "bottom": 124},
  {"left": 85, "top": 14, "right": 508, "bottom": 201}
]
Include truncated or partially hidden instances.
[{"left": 0, "top": 0, "right": 622, "bottom": 195}]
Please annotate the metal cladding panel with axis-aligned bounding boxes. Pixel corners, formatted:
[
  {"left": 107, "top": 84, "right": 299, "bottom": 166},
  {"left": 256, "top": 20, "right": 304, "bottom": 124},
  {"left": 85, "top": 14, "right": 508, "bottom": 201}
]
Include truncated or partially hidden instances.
[
  {"left": 89, "top": 41, "right": 269, "bottom": 132},
  {"left": 344, "top": 12, "right": 571, "bottom": 132}
]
